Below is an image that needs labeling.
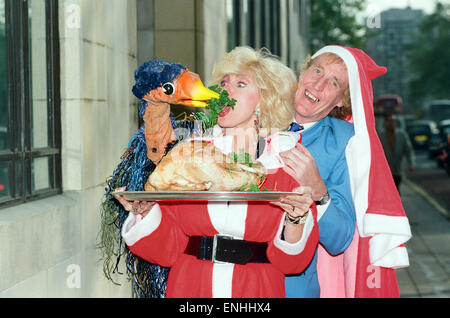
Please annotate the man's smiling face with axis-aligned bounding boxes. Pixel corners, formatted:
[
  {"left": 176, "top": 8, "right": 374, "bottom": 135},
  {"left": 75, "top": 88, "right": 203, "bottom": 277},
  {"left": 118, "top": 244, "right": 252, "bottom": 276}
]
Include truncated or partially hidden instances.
[{"left": 294, "top": 54, "right": 349, "bottom": 124}]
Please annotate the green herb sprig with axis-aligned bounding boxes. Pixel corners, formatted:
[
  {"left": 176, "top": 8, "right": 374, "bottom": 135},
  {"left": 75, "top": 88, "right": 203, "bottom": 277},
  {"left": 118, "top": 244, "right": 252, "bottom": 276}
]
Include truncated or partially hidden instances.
[
  {"left": 204, "top": 85, "right": 236, "bottom": 127},
  {"left": 230, "top": 149, "right": 253, "bottom": 167},
  {"left": 240, "top": 183, "right": 270, "bottom": 192},
  {"left": 229, "top": 149, "right": 271, "bottom": 192}
]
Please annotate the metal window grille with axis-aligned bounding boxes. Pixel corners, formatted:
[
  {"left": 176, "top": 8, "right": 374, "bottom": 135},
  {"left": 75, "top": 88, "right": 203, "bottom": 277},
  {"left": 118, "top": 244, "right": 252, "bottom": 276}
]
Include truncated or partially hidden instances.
[{"left": 0, "top": 0, "right": 61, "bottom": 208}]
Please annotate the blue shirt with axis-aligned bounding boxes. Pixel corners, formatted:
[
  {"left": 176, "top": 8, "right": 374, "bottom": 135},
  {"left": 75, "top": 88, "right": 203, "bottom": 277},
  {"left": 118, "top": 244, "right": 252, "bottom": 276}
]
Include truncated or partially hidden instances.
[{"left": 285, "top": 116, "right": 356, "bottom": 298}]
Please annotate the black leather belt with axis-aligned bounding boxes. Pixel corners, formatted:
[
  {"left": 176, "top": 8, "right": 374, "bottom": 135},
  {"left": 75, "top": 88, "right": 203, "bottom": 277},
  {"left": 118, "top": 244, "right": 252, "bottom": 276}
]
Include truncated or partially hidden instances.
[{"left": 185, "top": 235, "right": 269, "bottom": 265}]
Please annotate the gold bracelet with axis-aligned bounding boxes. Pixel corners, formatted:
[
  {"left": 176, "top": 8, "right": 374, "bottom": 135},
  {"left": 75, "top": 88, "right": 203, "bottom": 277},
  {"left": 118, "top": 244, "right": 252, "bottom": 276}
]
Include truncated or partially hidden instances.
[
  {"left": 285, "top": 214, "right": 301, "bottom": 224},
  {"left": 285, "top": 212, "right": 309, "bottom": 225}
]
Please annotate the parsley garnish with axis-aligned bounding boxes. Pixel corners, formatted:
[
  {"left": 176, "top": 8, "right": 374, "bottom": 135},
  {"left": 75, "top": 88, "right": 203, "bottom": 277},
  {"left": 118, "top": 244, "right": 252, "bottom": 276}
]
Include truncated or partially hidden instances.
[
  {"left": 230, "top": 149, "right": 253, "bottom": 167},
  {"left": 239, "top": 182, "right": 270, "bottom": 192},
  {"left": 229, "top": 149, "right": 272, "bottom": 192},
  {"left": 204, "top": 85, "right": 236, "bottom": 127}
]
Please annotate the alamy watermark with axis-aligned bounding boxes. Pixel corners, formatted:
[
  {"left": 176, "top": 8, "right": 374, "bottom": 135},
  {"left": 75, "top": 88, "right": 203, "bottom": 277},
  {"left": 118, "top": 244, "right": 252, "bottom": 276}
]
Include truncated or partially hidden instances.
[
  {"left": 66, "top": 264, "right": 81, "bottom": 289},
  {"left": 366, "top": 264, "right": 381, "bottom": 289},
  {"left": 66, "top": 3, "right": 81, "bottom": 29},
  {"left": 366, "top": 4, "right": 381, "bottom": 29},
  {"left": 168, "top": 126, "right": 281, "bottom": 168}
]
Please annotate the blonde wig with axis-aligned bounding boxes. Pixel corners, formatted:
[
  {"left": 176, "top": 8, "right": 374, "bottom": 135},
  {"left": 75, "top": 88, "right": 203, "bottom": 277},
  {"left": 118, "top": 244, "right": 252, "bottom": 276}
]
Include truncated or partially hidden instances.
[
  {"left": 299, "top": 53, "right": 352, "bottom": 119},
  {"left": 212, "top": 46, "right": 297, "bottom": 134}
]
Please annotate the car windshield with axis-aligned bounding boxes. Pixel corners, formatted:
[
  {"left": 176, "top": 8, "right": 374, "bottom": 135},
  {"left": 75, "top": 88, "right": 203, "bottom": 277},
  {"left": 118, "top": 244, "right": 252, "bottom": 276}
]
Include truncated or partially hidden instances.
[
  {"left": 379, "top": 99, "right": 398, "bottom": 107},
  {"left": 409, "top": 126, "right": 430, "bottom": 135}
]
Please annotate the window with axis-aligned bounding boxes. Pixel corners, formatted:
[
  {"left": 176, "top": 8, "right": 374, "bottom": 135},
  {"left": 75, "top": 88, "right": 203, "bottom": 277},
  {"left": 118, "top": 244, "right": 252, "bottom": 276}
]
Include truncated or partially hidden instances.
[
  {"left": 0, "top": 0, "right": 60, "bottom": 207},
  {"left": 259, "top": 0, "right": 281, "bottom": 55},
  {"left": 246, "top": 0, "right": 256, "bottom": 48},
  {"left": 271, "top": 0, "right": 280, "bottom": 56},
  {"left": 227, "top": 0, "right": 241, "bottom": 50}
]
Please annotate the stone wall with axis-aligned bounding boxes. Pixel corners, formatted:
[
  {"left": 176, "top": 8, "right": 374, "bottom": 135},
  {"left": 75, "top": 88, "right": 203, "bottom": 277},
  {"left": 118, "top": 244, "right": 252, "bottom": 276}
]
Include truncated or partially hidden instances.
[{"left": 0, "top": 0, "right": 137, "bottom": 297}]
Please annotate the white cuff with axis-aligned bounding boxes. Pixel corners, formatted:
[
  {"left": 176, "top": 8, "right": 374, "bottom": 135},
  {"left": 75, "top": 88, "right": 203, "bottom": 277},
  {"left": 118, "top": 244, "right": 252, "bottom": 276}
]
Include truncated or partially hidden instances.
[
  {"left": 273, "top": 210, "right": 314, "bottom": 255},
  {"left": 316, "top": 199, "right": 331, "bottom": 221},
  {"left": 363, "top": 214, "right": 411, "bottom": 268},
  {"left": 121, "top": 204, "right": 162, "bottom": 246},
  {"left": 372, "top": 245, "right": 410, "bottom": 269}
]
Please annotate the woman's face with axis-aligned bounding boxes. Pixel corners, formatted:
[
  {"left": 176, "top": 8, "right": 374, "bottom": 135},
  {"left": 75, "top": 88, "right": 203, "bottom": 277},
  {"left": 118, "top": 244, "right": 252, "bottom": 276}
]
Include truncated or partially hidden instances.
[{"left": 217, "top": 73, "right": 261, "bottom": 129}]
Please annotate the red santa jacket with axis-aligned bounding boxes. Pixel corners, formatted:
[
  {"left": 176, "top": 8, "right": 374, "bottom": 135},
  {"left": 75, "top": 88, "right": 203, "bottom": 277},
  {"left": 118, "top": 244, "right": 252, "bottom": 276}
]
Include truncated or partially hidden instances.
[{"left": 121, "top": 168, "right": 319, "bottom": 298}]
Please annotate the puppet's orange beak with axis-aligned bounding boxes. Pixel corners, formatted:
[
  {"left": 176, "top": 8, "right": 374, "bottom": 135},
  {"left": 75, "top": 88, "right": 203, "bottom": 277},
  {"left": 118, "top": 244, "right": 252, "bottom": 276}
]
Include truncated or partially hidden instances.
[{"left": 174, "top": 70, "right": 219, "bottom": 107}]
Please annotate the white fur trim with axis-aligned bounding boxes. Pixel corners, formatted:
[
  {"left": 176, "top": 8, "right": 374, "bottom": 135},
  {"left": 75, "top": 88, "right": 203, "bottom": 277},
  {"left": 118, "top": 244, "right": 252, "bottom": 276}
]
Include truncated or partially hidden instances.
[
  {"left": 364, "top": 214, "right": 411, "bottom": 268},
  {"left": 121, "top": 204, "right": 162, "bottom": 246},
  {"left": 207, "top": 201, "right": 247, "bottom": 239},
  {"left": 363, "top": 214, "right": 412, "bottom": 238},
  {"left": 372, "top": 245, "right": 410, "bottom": 269},
  {"left": 345, "top": 135, "right": 371, "bottom": 236},
  {"left": 207, "top": 201, "right": 247, "bottom": 298},
  {"left": 212, "top": 263, "right": 234, "bottom": 298},
  {"left": 273, "top": 211, "right": 314, "bottom": 255}
]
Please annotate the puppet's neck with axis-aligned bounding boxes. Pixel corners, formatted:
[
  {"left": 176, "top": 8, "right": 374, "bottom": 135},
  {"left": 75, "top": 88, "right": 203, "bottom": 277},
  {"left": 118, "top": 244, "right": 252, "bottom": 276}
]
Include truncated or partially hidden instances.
[{"left": 143, "top": 102, "right": 175, "bottom": 164}]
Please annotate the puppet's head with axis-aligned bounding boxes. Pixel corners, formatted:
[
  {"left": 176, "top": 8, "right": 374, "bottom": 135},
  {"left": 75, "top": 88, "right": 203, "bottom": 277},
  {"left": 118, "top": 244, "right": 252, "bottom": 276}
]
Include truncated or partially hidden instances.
[{"left": 132, "top": 60, "right": 219, "bottom": 117}]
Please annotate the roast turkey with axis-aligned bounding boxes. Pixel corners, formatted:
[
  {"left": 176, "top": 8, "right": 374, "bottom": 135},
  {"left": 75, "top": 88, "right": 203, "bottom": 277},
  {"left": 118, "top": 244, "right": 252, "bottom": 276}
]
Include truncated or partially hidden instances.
[{"left": 145, "top": 140, "right": 266, "bottom": 191}]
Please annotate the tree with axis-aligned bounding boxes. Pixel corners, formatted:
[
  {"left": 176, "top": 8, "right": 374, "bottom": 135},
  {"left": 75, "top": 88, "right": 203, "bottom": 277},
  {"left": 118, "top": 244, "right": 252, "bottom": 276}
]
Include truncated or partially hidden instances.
[
  {"left": 408, "top": 2, "right": 450, "bottom": 108},
  {"left": 310, "top": 0, "right": 367, "bottom": 52}
]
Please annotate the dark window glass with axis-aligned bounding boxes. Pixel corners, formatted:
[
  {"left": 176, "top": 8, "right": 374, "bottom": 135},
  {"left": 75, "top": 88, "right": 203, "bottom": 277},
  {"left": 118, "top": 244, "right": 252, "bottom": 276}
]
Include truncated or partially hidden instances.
[
  {"left": 0, "top": 161, "right": 9, "bottom": 199},
  {"left": 0, "top": 0, "right": 8, "bottom": 153},
  {"left": 0, "top": 0, "right": 61, "bottom": 208}
]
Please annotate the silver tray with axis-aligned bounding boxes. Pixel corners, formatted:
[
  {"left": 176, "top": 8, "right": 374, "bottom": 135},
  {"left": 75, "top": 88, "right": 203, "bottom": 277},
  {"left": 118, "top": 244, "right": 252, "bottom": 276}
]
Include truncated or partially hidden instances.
[{"left": 113, "top": 191, "right": 300, "bottom": 202}]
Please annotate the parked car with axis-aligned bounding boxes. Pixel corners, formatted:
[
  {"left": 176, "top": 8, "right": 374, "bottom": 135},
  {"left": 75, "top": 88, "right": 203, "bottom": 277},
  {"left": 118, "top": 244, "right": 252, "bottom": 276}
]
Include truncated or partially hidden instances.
[
  {"left": 406, "top": 120, "right": 440, "bottom": 150},
  {"left": 429, "top": 120, "right": 450, "bottom": 175},
  {"left": 438, "top": 119, "right": 450, "bottom": 142}
]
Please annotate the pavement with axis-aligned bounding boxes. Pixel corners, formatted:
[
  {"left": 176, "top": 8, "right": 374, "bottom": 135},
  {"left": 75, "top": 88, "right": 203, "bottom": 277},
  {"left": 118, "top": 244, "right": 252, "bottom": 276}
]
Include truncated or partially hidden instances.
[{"left": 395, "top": 176, "right": 450, "bottom": 298}]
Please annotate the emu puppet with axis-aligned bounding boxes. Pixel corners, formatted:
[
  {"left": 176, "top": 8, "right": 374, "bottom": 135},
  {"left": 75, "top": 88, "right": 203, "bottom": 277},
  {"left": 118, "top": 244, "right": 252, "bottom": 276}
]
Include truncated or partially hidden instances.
[{"left": 99, "top": 60, "right": 219, "bottom": 298}]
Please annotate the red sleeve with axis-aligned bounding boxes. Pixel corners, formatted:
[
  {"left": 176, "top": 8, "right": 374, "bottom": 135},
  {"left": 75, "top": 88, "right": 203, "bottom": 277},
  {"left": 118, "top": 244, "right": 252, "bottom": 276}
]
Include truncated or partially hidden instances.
[
  {"left": 122, "top": 202, "right": 189, "bottom": 267},
  {"left": 267, "top": 204, "right": 319, "bottom": 274},
  {"left": 262, "top": 168, "right": 319, "bottom": 274}
]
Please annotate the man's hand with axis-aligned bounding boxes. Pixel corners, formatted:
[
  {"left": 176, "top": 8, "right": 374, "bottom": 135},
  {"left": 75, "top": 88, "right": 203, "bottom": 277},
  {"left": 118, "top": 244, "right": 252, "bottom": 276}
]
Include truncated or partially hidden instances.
[{"left": 279, "top": 143, "right": 327, "bottom": 201}]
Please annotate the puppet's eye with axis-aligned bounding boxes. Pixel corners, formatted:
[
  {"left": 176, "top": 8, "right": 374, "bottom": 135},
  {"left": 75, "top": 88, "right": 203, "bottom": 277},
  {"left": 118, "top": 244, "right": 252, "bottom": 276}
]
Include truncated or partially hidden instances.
[{"left": 162, "top": 83, "right": 175, "bottom": 95}]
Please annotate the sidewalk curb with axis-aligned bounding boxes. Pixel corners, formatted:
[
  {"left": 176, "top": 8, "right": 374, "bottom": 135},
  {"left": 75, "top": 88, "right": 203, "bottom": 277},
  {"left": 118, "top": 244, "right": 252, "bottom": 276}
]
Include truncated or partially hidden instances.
[{"left": 404, "top": 177, "right": 450, "bottom": 220}]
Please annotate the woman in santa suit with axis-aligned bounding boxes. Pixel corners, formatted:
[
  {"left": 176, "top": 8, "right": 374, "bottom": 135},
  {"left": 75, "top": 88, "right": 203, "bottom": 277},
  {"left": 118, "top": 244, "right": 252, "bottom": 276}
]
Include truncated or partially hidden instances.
[{"left": 115, "top": 47, "right": 319, "bottom": 298}]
